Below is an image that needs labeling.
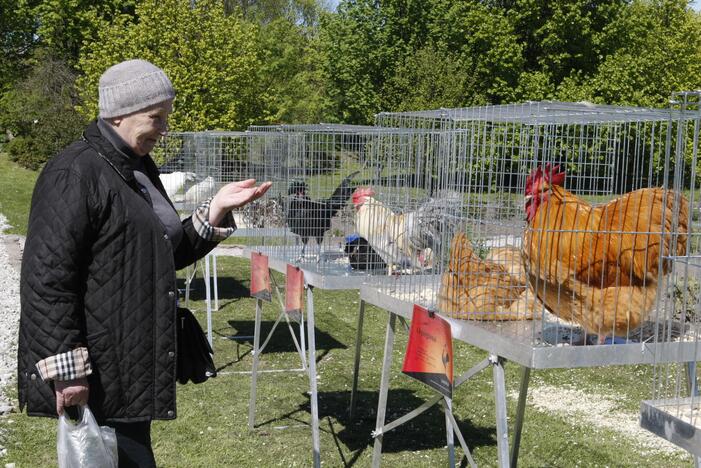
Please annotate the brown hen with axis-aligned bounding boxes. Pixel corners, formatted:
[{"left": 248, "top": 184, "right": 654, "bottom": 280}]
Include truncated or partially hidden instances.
[{"left": 438, "top": 232, "right": 539, "bottom": 320}]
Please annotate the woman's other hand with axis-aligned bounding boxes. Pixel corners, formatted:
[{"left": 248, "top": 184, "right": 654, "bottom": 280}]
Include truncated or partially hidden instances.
[
  {"left": 209, "top": 179, "right": 272, "bottom": 226},
  {"left": 55, "top": 377, "right": 89, "bottom": 416}
]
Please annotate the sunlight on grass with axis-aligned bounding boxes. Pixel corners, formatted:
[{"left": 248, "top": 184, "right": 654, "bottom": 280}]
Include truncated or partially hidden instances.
[
  {"left": 0, "top": 152, "right": 38, "bottom": 235},
  {"left": 0, "top": 152, "right": 693, "bottom": 467}
]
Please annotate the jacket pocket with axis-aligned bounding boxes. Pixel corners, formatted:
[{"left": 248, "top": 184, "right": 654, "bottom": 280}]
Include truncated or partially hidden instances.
[{"left": 86, "top": 329, "right": 125, "bottom": 418}]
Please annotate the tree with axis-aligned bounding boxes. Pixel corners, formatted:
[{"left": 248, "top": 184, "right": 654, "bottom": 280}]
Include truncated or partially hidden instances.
[
  {"left": 319, "top": 0, "right": 525, "bottom": 122},
  {"left": 584, "top": 0, "right": 701, "bottom": 107},
  {"left": 224, "top": 0, "right": 321, "bottom": 26},
  {"left": 29, "top": 0, "right": 137, "bottom": 65},
  {"left": 0, "top": 50, "right": 87, "bottom": 169},
  {"left": 382, "top": 44, "right": 478, "bottom": 112},
  {"left": 0, "top": 0, "right": 35, "bottom": 92},
  {"left": 426, "top": 0, "right": 524, "bottom": 105},
  {"left": 76, "top": 0, "right": 261, "bottom": 131},
  {"left": 254, "top": 17, "right": 335, "bottom": 123},
  {"left": 508, "top": 0, "right": 627, "bottom": 84},
  {"left": 319, "top": 0, "right": 407, "bottom": 123}
]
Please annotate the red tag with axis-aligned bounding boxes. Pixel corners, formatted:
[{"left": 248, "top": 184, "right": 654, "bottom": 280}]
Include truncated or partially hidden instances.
[
  {"left": 250, "top": 252, "right": 272, "bottom": 302},
  {"left": 285, "top": 264, "right": 304, "bottom": 315},
  {"left": 402, "top": 305, "right": 453, "bottom": 398}
]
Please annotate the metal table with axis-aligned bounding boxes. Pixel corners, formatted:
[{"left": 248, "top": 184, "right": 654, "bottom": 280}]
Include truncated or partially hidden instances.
[
  {"left": 243, "top": 245, "right": 374, "bottom": 468},
  {"left": 359, "top": 275, "right": 701, "bottom": 467},
  {"left": 641, "top": 398, "right": 701, "bottom": 460}
]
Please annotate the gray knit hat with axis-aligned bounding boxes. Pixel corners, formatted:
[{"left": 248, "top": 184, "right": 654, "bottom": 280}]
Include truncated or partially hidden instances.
[{"left": 98, "top": 59, "right": 175, "bottom": 118}]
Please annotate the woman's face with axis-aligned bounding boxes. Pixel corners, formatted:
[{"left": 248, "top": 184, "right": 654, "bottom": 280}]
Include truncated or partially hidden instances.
[{"left": 112, "top": 99, "right": 173, "bottom": 156}]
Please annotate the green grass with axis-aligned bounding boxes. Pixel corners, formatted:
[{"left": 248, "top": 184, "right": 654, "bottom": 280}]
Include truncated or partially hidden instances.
[
  {"left": 0, "top": 152, "right": 38, "bottom": 235},
  {"left": 0, "top": 154, "right": 694, "bottom": 466},
  {"left": 1, "top": 257, "right": 692, "bottom": 466}
]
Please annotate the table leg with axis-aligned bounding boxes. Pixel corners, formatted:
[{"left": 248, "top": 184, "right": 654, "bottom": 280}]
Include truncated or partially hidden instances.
[
  {"left": 247, "top": 298, "right": 263, "bottom": 430},
  {"left": 349, "top": 299, "right": 366, "bottom": 422},
  {"left": 371, "top": 313, "right": 397, "bottom": 468}
]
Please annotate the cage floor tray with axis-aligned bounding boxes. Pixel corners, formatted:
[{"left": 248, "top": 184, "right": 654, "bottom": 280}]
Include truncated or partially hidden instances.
[{"left": 641, "top": 398, "right": 701, "bottom": 457}]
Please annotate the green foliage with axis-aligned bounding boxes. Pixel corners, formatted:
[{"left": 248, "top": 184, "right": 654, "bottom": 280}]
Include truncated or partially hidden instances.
[
  {"left": 253, "top": 14, "right": 334, "bottom": 124},
  {"left": 426, "top": 0, "right": 524, "bottom": 104},
  {"left": 320, "top": 0, "right": 701, "bottom": 122},
  {"left": 586, "top": 0, "right": 701, "bottom": 107},
  {"left": 225, "top": 0, "right": 321, "bottom": 26},
  {"left": 0, "top": 51, "right": 87, "bottom": 170},
  {"left": 76, "top": 0, "right": 261, "bottom": 131},
  {"left": 28, "top": 0, "right": 137, "bottom": 64},
  {"left": 319, "top": 1, "right": 403, "bottom": 123},
  {"left": 0, "top": 0, "right": 35, "bottom": 92},
  {"left": 383, "top": 44, "right": 477, "bottom": 112},
  {"left": 508, "top": 0, "right": 627, "bottom": 82}
]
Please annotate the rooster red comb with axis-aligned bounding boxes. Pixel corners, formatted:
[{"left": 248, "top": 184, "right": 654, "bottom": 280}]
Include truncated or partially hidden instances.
[
  {"left": 527, "top": 163, "right": 566, "bottom": 188},
  {"left": 544, "top": 163, "right": 566, "bottom": 186},
  {"left": 352, "top": 186, "right": 374, "bottom": 205}
]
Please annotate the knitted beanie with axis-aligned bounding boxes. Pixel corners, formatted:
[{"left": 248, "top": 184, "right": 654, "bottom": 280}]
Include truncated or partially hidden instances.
[{"left": 98, "top": 59, "right": 175, "bottom": 118}]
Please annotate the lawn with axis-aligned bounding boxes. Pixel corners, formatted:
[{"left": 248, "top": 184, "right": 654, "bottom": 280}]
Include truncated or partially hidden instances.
[
  {"left": 0, "top": 154, "right": 693, "bottom": 467},
  {"left": 0, "top": 153, "right": 38, "bottom": 235}
]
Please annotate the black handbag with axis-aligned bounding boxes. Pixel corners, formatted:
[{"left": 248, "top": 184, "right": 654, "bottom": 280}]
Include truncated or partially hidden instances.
[{"left": 176, "top": 307, "right": 217, "bottom": 384}]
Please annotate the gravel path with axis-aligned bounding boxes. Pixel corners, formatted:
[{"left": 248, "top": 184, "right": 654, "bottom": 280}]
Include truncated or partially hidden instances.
[
  {"left": 515, "top": 384, "right": 683, "bottom": 456},
  {"left": 0, "top": 215, "right": 21, "bottom": 418}
]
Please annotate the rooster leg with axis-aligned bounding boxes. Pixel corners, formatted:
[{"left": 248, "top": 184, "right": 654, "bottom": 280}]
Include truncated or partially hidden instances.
[{"left": 296, "top": 241, "right": 307, "bottom": 262}]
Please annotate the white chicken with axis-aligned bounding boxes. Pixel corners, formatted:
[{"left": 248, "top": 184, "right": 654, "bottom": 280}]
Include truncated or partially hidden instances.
[
  {"left": 351, "top": 187, "right": 458, "bottom": 271},
  {"left": 159, "top": 171, "right": 198, "bottom": 200},
  {"left": 183, "top": 176, "right": 216, "bottom": 205}
]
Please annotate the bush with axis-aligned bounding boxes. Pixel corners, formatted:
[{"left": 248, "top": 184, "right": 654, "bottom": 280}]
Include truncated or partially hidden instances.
[{"left": 5, "top": 136, "right": 36, "bottom": 169}]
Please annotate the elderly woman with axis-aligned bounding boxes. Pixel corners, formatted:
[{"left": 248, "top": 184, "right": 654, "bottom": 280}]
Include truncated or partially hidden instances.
[{"left": 18, "top": 59, "right": 270, "bottom": 467}]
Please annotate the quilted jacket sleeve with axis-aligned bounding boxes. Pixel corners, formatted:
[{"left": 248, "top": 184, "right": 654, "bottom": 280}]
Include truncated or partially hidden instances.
[
  {"left": 173, "top": 199, "right": 236, "bottom": 270},
  {"left": 21, "top": 165, "right": 98, "bottom": 380}
]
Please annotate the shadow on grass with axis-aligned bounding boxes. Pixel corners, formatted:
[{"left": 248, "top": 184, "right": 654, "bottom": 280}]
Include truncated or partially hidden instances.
[
  {"left": 178, "top": 276, "right": 250, "bottom": 306},
  {"left": 254, "top": 389, "right": 495, "bottom": 467},
  {"left": 225, "top": 319, "right": 347, "bottom": 353}
]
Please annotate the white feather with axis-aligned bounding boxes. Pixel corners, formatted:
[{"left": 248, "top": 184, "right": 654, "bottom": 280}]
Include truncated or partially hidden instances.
[
  {"left": 184, "top": 176, "right": 216, "bottom": 204},
  {"left": 159, "top": 171, "right": 198, "bottom": 199}
]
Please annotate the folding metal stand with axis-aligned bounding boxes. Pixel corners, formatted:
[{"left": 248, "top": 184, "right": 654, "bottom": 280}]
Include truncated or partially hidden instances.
[
  {"left": 369, "top": 309, "right": 481, "bottom": 467},
  {"left": 359, "top": 280, "right": 701, "bottom": 467},
  {"left": 246, "top": 257, "right": 308, "bottom": 392},
  {"left": 244, "top": 247, "right": 371, "bottom": 468}
]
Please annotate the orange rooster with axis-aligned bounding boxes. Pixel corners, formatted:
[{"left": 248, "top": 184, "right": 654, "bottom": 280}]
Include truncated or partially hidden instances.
[
  {"left": 523, "top": 163, "right": 689, "bottom": 342},
  {"left": 437, "top": 232, "right": 540, "bottom": 320}
]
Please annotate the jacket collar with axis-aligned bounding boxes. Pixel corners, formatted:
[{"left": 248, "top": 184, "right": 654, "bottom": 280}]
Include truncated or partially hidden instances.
[{"left": 82, "top": 120, "right": 162, "bottom": 184}]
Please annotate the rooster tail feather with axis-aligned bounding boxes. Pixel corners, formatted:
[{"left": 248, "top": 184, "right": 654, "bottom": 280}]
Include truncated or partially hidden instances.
[{"left": 326, "top": 170, "right": 360, "bottom": 213}]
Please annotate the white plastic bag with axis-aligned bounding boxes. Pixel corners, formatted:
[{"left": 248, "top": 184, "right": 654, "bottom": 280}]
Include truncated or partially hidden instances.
[{"left": 57, "top": 405, "right": 118, "bottom": 468}]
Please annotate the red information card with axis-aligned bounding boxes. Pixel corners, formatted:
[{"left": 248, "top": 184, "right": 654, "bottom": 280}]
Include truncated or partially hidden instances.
[
  {"left": 250, "top": 252, "right": 272, "bottom": 302},
  {"left": 402, "top": 305, "right": 453, "bottom": 398},
  {"left": 285, "top": 264, "right": 304, "bottom": 316}
]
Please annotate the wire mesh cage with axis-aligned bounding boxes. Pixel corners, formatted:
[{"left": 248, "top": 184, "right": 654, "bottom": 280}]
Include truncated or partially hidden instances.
[
  {"left": 639, "top": 91, "right": 701, "bottom": 457},
  {"left": 244, "top": 124, "right": 450, "bottom": 277},
  {"left": 364, "top": 98, "right": 701, "bottom": 367},
  {"left": 154, "top": 130, "right": 303, "bottom": 236}
]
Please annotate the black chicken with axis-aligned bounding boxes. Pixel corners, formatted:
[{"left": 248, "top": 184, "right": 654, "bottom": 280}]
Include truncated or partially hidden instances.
[
  {"left": 287, "top": 171, "right": 359, "bottom": 261},
  {"left": 344, "top": 234, "right": 386, "bottom": 271}
]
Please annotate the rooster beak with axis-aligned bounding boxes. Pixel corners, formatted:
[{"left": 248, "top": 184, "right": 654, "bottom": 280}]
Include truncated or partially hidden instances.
[{"left": 524, "top": 194, "right": 533, "bottom": 207}]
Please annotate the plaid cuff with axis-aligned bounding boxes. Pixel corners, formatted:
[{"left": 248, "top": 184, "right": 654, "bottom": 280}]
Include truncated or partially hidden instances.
[
  {"left": 35, "top": 347, "right": 92, "bottom": 382},
  {"left": 192, "top": 198, "right": 237, "bottom": 242}
]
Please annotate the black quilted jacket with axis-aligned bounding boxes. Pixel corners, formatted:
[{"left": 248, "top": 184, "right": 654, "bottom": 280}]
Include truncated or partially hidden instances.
[{"left": 18, "top": 121, "right": 218, "bottom": 422}]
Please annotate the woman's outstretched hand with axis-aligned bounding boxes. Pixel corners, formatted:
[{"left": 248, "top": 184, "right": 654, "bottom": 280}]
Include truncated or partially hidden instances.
[{"left": 209, "top": 179, "right": 272, "bottom": 226}]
